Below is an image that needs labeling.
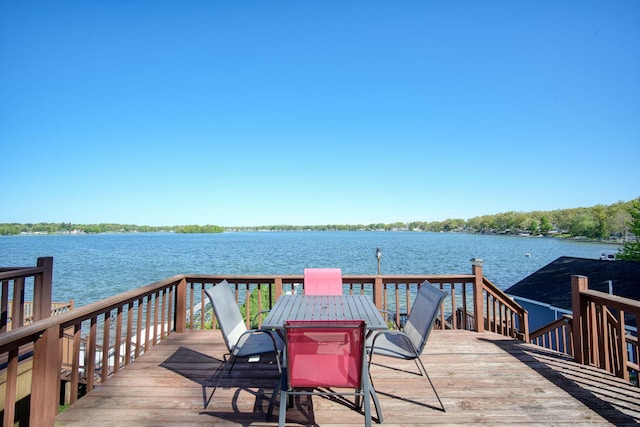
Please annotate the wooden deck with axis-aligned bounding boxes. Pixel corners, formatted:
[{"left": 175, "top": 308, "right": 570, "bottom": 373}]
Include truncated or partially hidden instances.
[{"left": 55, "top": 330, "right": 640, "bottom": 426}]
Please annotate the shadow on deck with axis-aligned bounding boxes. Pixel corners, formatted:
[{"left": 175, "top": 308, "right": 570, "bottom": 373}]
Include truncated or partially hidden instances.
[{"left": 55, "top": 330, "right": 640, "bottom": 427}]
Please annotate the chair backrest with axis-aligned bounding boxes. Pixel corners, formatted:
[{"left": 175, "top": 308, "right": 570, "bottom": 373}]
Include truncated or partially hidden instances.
[
  {"left": 303, "top": 268, "right": 343, "bottom": 295},
  {"left": 205, "top": 280, "right": 247, "bottom": 352},
  {"left": 284, "top": 320, "right": 366, "bottom": 389},
  {"left": 403, "top": 281, "right": 447, "bottom": 356}
]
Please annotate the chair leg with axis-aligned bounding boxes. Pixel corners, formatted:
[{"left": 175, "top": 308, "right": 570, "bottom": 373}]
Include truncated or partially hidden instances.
[
  {"left": 369, "top": 352, "right": 438, "bottom": 417},
  {"left": 415, "top": 357, "right": 445, "bottom": 412},
  {"left": 369, "top": 385, "right": 383, "bottom": 423},
  {"left": 366, "top": 355, "right": 382, "bottom": 422},
  {"left": 267, "top": 369, "right": 285, "bottom": 421},
  {"left": 278, "top": 388, "right": 287, "bottom": 426},
  {"left": 363, "top": 391, "right": 372, "bottom": 427},
  {"left": 204, "top": 355, "right": 234, "bottom": 409},
  {"left": 366, "top": 355, "right": 383, "bottom": 423}
]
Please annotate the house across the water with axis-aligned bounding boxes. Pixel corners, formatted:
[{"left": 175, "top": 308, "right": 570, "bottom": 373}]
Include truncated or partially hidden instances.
[{"left": 505, "top": 256, "right": 640, "bottom": 332}]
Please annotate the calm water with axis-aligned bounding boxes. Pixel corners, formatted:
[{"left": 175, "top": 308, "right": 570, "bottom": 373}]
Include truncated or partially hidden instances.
[{"left": 0, "top": 232, "right": 618, "bottom": 308}]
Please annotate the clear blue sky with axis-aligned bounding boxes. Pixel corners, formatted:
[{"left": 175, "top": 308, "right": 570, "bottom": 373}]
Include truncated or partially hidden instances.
[{"left": 2, "top": 1, "right": 638, "bottom": 227}]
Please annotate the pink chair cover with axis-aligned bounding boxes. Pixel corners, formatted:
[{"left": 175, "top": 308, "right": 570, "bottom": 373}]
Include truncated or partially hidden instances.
[
  {"left": 285, "top": 320, "right": 364, "bottom": 388},
  {"left": 303, "top": 268, "right": 343, "bottom": 295}
]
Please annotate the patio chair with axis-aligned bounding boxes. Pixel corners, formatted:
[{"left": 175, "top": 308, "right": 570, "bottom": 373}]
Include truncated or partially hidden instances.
[
  {"left": 303, "top": 267, "right": 343, "bottom": 295},
  {"left": 367, "top": 281, "right": 447, "bottom": 412},
  {"left": 278, "top": 320, "right": 382, "bottom": 427},
  {"left": 204, "top": 280, "right": 283, "bottom": 408}
]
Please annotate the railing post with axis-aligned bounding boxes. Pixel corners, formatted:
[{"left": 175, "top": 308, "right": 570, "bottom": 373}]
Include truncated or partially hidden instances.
[
  {"left": 520, "top": 311, "right": 530, "bottom": 342},
  {"left": 471, "top": 258, "right": 484, "bottom": 333},
  {"left": 571, "top": 275, "right": 589, "bottom": 365},
  {"left": 30, "top": 323, "right": 61, "bottom": 426},
  {"left": 174, "top": 276, "right": 187, "bottom": 333},
  {"left": 373, "top": 276, "right": 383, "bottom": 310},
  {"left": 34, "top": 256, "right": 54, "bottom": 322},
  {"left": 274, "top": 277, "right": 283, "bottom": 301}
]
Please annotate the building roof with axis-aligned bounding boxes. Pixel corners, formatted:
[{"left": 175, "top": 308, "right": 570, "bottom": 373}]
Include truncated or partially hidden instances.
[{"left": 505, "top": 256, "right": 640, "bottom": 311}]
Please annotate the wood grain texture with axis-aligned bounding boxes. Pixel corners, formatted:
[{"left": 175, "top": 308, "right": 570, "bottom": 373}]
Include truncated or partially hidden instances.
[{"left": 55, "top": 330, "right": 640, "bottom": 426}]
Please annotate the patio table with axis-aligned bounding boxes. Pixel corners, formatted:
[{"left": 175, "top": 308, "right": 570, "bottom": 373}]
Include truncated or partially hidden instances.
[{"left": 261, "top": 294, "right": 388, "bottom": 332}]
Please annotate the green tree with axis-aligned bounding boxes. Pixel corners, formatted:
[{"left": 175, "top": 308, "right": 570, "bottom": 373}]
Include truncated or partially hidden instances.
[
  {"left": 617, "top": 198, "right": 640, "bottom": 261},
  {"left": 592, "top": 204, "right": 608, "bottom": 239},
  {"left": 569, "top": 212, "right": 598, "bottom": 238},
  {"left": 607, "top": 203, "right": 630, "bottom": 237},
  {"left": 539, "top": 216, "right": 552, "bottom": 235}
]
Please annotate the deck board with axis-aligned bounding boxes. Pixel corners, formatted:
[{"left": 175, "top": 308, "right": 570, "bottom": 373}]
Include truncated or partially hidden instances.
[{"left": 55, "top": 330, "right": 640, "bottom": 426}]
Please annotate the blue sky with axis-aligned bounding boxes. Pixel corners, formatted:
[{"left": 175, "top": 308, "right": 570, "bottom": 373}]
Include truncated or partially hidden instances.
[{"left": 1, "top": 1, "right": 638, "bottom": 227}]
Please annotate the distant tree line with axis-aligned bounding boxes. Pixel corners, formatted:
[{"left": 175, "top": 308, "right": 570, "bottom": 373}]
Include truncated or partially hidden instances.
[
  {"left": 1, "top": 198, "right": 638, "bottom": 242},
  {"left": 0, "top": 222, "right": 223, "bottom": 235},
  {"left": 461, "top": 200, "right": 634, "bottom": 239},
  {"left": 230, "top": 198, "right": 640, "bottom": 241}
]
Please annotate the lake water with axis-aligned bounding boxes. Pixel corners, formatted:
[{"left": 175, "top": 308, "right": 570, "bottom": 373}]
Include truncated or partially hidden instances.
[{"left": 0, "top": 232, "right": 618, "bottom": 308}]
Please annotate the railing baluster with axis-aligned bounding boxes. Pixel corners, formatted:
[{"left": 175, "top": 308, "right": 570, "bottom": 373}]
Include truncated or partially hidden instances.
[
  {"left": 162, "top": 288, "right": 168, "bottom": 339},
  {"left": 461, "top": 283, "right": 468, "bottom": 330},
  {"left": 450, "top": 284, "right": 457, "bottom": 329},
  {"left": 145, "top": 294, "right": 152, "bottom": 350},
  {"left": 1, "top": 280, "right": 9, "bottom": 332},
  {"left": 616, "top": 309, "right": 629, "bottom": 381},
  {"left": 394, "top": 284, "right": 400, "bottom": 324},
  {"left": 189, "top": 282, "right": 195, "bottom": 329},
  {"left": 153, "top": 291, "right": 159, "bottom": 346},
  {"left": 135, "top": 298, "right": 143, "bottom": 358},
  {"left": 244, "top": 285, "right": 250, "bottom": 328},
  {"left": 71, "top": 323, "right": 82, "bottom": 403},
  {"left": 12, "top": 277, "right": 25, "bottom": 328},
  {"left": 86, "top": 317, "right": 97, "bottom": 391},
  {"left": 197, "top": 285, "right": 204, "bottom": 330},
  {"left": 102, "top": 312, "right": 111, "bottom": 382},
  {"left": 126, "top": 302, "right": 134, "bottom": 365},
  {"left": 3, "top": 347, "right": 18, "bottom": 427},
  {"left": 114, "top": 306, "right": 123, "bottom": 374},
  {"left": 169, "top": 284, "right": 176, "bottom": 332}
]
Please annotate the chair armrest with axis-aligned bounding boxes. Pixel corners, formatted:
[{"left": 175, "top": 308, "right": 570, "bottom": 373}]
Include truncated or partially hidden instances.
[
  {"left": 239, "top": 329, "right": 284, "bottom": 353},
  {"left": 378, "top": 309, "right": 401, "bottom": 330},
  {"left": 250, "top": 309, "right": 271, "bottom": 327}
]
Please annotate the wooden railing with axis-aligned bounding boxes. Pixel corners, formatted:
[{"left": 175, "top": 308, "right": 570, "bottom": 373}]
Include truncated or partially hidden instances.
[
  {"left": 1, "top": 257, "right": 54, "bottom": 332},
  {"left": 0, "top": 272, "right": 187, "bottom": 426},
  {"left": 572, "top": 275, "right": 639, "bottom": 385},
  {"left": 529, "top": 275, "right": 639, "bottom": 386},
  {"left": 481, "top": 276, "right": 530, "bottom": 341},
  {"left": 0, "top": 257, "right": 528, "bottom": 426},
  {"left": 530, "top": 314, "right": 574, "bottom": 356},
  {"left": 182, "top": 259, "right": 529, "bottom": 341},
  {"left": 4, "top": 301, "right": 75, "bottom": 331}
]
